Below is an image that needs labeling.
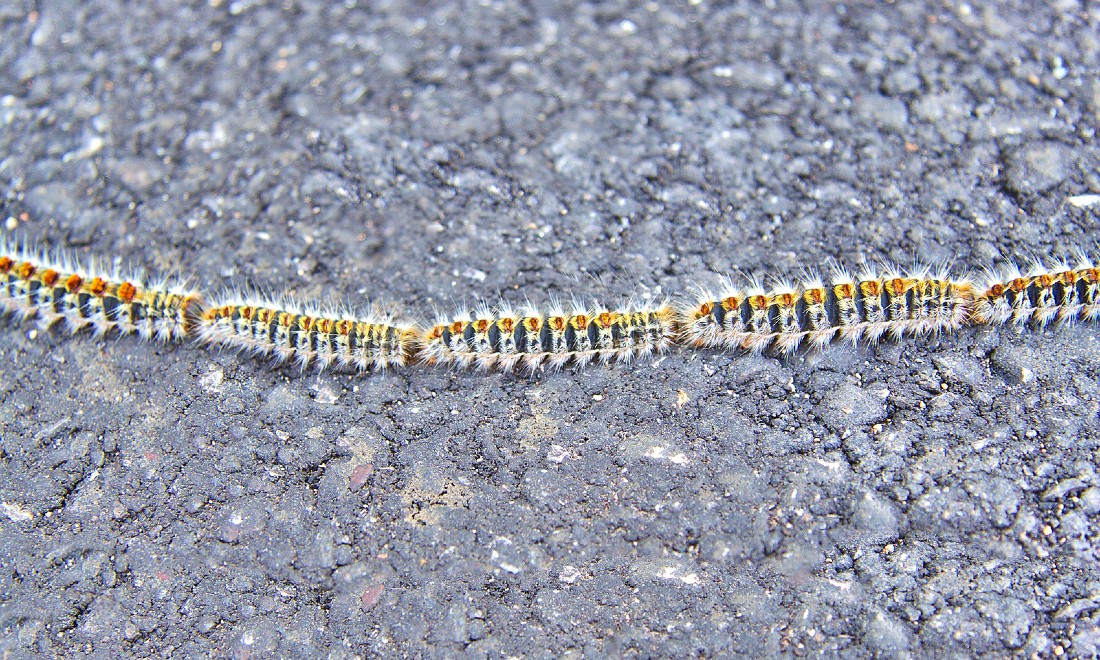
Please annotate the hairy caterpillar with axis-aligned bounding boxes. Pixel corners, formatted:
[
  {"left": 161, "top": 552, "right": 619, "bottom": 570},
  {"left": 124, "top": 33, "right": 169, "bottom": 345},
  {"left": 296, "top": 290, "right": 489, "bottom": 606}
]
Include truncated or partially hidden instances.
[
  {"left": 195, "top": 292, "right": 420, "bottom": 372},
  {"left": 679, "top": 266, "right": 975, "bottom": 354},
  {"left": 421, "top": 300, "right": 677, "bottom": 371},
  {"left": 972, "top": 255, "right": 1100, "bottom": 327},
  {"left": 8, "top": 230, "right": 1100, "bottom": 376},
  {"left": 0, "top": 238, "right": 202, "bottom": 341}
]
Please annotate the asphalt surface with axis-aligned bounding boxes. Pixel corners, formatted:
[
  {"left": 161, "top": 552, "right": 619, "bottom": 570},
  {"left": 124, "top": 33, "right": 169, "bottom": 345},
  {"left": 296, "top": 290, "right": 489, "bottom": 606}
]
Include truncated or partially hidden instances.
[{"left": 1, "top": 0, "right": 1099, "bottom": 657}]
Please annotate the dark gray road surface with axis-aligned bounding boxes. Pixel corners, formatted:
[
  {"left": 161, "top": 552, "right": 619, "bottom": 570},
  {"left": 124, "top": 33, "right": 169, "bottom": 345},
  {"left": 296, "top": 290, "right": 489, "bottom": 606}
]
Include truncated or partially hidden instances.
[{"left": 1, "top": 1, "right": 1099, "bottom": 656}]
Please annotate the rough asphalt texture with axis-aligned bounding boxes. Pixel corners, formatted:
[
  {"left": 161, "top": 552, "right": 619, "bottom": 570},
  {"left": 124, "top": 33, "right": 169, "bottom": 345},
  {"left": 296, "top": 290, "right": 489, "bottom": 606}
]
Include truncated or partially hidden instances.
[{"left": 1, "top": 0, "right": 1099, "bottom": 657}]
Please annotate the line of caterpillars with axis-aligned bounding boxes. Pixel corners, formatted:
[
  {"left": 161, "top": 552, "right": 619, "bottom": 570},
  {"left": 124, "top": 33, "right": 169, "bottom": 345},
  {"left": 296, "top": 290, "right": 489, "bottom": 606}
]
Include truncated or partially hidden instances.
[{"left": 2, "top": 238, "right": 1099, "bottom": 374}]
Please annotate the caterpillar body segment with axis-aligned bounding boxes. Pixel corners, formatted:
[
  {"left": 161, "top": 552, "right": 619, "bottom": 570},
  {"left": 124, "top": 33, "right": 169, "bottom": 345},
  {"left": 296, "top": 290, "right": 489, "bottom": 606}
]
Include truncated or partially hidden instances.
[
  {"left": 678, "top": 267, "right": 976, "bottom": 355},
  {"left": 421, "top": 300, "right": 677, "bottom": 371},
  {"left": 195, "top": 293, "right": 420, "bottom": 372},
  {"left": 972, "top": 257, "right": 1100, "bottom": 328},
  {"left": 0, "top": 238, "right": 203, "bottom": 341}
]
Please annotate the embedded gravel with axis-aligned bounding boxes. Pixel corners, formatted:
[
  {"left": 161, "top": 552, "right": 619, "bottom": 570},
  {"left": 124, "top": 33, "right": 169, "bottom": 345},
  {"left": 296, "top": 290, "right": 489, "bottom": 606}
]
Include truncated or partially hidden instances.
[{"left": 1, "top": 0, "right": 1099, "bottom": 657}]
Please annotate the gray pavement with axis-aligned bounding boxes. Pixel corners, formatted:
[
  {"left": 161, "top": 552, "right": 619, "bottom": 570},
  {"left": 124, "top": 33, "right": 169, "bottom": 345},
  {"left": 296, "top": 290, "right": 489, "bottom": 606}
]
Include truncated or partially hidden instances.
[{"left": 1, "top": 0, "right": 1099, "bottom": 656}]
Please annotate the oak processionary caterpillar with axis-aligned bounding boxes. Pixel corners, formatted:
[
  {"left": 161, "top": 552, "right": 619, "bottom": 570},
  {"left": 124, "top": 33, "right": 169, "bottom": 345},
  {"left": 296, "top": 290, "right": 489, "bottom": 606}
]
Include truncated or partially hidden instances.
[
  {"left": 0, "top": 237, "right": 202, "bottom": 342},
  {"left": 195, "top": 293, "right": 419, "bottom": 372},
  {"left": 972, "top": 256, "right": 1100, "bottom": 328},
  {"left": 679, "top": 267, "right": 975, "bottom": 355},
  {"left": 421, "top": 300, "right": 676, "bottom": 371},
  {"left": 3, "top": 231, "right": 1099, "bottom": 374}
]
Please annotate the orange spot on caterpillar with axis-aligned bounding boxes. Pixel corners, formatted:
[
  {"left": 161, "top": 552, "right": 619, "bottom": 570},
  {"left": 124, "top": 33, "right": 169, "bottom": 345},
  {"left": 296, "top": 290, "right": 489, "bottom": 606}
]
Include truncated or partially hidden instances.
[
  {"left": 17, "top": 262, "right": 35, "bottom": 279},
  {"left": 0, "top": 256, "right": 11, "bottom": 273},
  {"left": 117, "top": 281, "right": 137, "bottom": 303},
  {"left": 41, "top": 269, "right": 59, "bottom": 287},
  {"left": 88, "top": 277, "right": 107, "bottom": 296}
]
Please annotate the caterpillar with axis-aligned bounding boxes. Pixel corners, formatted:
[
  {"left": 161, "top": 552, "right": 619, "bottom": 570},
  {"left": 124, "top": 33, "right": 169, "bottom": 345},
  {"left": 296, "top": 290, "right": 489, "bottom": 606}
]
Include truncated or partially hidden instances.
[
  {"left": 195, "top": 292, "right": 420, "bottom": 372},
  {"left": 0, "top": 237, "right": 202, "bottom": 342},
  {"left": 420, "top": 300, "right": 677, "bottom": 371},
  {"left": 6, "top": 230, "right": 1100, "bottom": 375},
  {"left": 678, "top": 266, "right": 976, "bottom": 354},
  {"left": 971, "top": 255, "right": 1100, "bottom": 328}
]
